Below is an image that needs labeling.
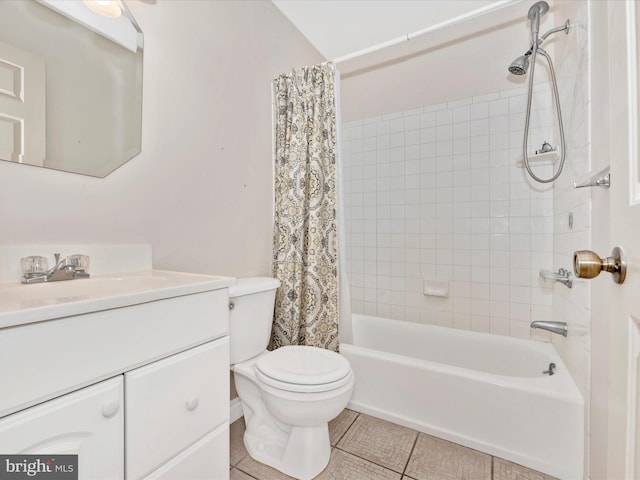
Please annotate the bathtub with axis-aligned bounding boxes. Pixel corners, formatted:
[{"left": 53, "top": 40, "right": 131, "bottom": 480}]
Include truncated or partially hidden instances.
[{"left": 340, "top": 314, "right": 584, "bottom": 480}]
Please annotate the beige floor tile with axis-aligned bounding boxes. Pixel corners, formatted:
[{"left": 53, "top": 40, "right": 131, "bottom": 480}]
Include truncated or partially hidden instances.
[
  {"left": 404, "top": 433, "right": 491, "bottom": 480},
  {"left": 231, "top": 412, "right": 555, "bottom": 480},
  {"left": 230, "top": 468, "right": 256, "bottom": 480},
  {"left": 235, "top": 454, "right": 297, "bottom": 480},
  {"left": 337, "top": 414, "right": 418, "bottom": 473},
  {"left": 329, "top": 409, "right": 359, "bottom": 446},
  {"left": 493, "top": 458, "right": 558, "bottom": 480},
  {"left": 315, "top": 448, "right": 402, "bottom": 480},
  {"left": 230, "top": 418, "right": 249, "bottom": 466}
]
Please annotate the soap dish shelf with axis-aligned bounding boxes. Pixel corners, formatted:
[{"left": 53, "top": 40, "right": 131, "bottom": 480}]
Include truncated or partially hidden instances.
[{"left": 516, "top": 147, "right": 559, "bottom": 168}]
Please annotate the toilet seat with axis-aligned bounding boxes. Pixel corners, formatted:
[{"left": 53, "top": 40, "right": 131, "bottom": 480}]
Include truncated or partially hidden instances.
[{"left": 255, "top": 346, "right": 352, "bottom": 393}]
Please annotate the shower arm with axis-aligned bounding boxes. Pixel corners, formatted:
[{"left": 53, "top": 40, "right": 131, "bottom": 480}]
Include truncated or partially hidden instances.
[
  {"left": 538, "top": 20, "right": 571, "bottom": 44},
  {"left": 521, "top": 21, "right": 571, "bottom": 59}
]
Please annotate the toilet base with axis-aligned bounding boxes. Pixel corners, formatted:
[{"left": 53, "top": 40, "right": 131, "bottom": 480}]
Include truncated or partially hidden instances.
[
  {"left": 233, "top": 350, "right": 353, "bottom": 480},
  {"left": 243, "top": 423, "right": 331, "bottom": 480}
]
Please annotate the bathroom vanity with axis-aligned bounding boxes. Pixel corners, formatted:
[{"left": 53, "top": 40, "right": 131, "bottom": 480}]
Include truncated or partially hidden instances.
[{"left": 0, "top": 270, "right": 234, "bottom": 479}]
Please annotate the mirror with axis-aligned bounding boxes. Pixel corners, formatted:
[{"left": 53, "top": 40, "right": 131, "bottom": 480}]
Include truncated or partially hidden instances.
[{"left": 0, "top": 0, "right": 143, "bottom": 177}]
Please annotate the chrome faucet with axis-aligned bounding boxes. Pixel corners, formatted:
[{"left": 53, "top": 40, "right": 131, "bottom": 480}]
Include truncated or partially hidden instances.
[
  {"left": 539, "top": 268, "right": 573, "bottom": 288},
  {"left": 530, "top": 321, "right": 568, "bottom": 337},
  {"left": 21, "top": 253, "right": 90, "bottom": 284}
]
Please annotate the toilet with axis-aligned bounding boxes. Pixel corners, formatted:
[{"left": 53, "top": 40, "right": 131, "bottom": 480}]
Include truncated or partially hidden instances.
[{"left": 229, "top": 277, "right": 354, "bottom": 480}]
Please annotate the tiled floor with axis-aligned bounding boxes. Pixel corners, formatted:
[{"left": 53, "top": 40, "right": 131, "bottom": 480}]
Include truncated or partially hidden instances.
[{"left": 230, "top": 409, "right": 558, "bottom": 480}]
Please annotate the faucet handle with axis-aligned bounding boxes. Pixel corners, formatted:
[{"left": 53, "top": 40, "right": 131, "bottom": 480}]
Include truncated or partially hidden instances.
[
  {"left": 67, "top": 254, "right": 90, "bottom": 272},
  {"left": 21, "top": 256, "right": 49, "bottom": 277}
]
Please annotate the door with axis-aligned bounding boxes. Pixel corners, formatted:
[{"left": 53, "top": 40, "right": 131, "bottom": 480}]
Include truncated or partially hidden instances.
[
  {"left": 606, "top": 1, "right": 640, "bottom": 478},
  {"left": 0, "top": 41, "right": 45, "bottom": 166}
]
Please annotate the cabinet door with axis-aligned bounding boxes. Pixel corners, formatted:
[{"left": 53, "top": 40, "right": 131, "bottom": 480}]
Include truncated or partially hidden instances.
[
  {"left": 144, "top": 422, "right": 229, "bottom": 480},
  {"left": 125, "top": 339, "right": 229, "bottom": 479},
  {"left": 0, "top": 376, "right": 124, "bottom": 479}
]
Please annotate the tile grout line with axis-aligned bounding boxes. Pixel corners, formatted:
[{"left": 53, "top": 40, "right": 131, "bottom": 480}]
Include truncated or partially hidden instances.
[
  {"left": 230, "top": 420, "right": 249, "bottom": 468},
  {"left": 334, "top": 412, "right": 413, "bottom": 476},
  {"left": 231, "top": 465, "right": 261, "bottom": 480},
  {"left": 333, "top": 412, "right": 422, "bottom": 477},
  {"left": 332, "top": 411, "right": 361, "bottom": 447},
  {"left": 491, "top": 455, "right": 494, "bottom": 480},
  {"left": 400, "top": 431, "right": 420, "bottom": 479},
  {"left": 333, "top": 445, "right": 408, "bottom": 476}
]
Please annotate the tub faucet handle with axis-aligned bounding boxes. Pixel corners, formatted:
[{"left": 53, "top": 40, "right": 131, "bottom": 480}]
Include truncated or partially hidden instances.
[{"left": 543, "top": 362, "right": 556, "bottom": 375}]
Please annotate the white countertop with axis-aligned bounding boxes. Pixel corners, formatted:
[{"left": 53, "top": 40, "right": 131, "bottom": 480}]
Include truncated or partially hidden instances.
[{"left": 0, "top": 270, "right": 235, "bottom": 329}]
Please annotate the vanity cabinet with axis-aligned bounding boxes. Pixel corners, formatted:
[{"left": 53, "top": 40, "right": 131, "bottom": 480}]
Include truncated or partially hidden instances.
[{"left": 0, "top": 272, "right": 233, "bottom": 480}]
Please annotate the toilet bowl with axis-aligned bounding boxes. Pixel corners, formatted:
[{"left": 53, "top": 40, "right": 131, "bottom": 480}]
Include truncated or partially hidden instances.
[{"left": 229, "top": 277, "right": 354, "bottom": 480}]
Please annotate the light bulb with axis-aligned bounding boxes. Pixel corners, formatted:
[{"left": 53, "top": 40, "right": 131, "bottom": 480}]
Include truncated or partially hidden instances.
[{"left": 83, "top": 0, "right": 122, "bottom": 18}]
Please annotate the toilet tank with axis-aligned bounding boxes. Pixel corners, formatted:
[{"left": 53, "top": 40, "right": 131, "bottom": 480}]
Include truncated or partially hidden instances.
[{"left": 228, "top": 277, "right": 280, "bottom": 364}]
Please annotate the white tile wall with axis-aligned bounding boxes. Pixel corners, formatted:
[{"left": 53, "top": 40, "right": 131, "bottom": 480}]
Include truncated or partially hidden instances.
[
  {"left": 549, "top": 0, "right": 591, "bottom": 398},
  {"left": 342, "top": 85, "right": 558, "bottom": 342},
  {"left": 548, "top": 1, "right": 591, "bottom": 476}
]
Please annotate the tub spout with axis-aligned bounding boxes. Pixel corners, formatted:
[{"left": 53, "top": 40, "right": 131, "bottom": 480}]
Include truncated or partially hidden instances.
[{"left": 530, "top": 321, "right": 568, "bottom": 337}]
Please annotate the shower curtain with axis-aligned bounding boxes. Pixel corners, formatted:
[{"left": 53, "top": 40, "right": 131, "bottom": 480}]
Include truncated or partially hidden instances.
[{"left": 271, "top": 61, "right": 340, "bottom": 352}]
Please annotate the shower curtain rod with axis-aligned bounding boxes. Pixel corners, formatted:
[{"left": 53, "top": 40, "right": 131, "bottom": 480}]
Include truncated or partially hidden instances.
[{"left": 332, "top": 0, "right": 520, "bottom": 64}]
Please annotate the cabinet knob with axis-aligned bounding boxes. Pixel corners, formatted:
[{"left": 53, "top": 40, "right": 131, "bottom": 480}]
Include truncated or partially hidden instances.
[
  {"left": 186, "top": 397, "right": 199, "bottom": 411},
  {"left": 102, "top": 400, "right": 120, "bottom": 419}
]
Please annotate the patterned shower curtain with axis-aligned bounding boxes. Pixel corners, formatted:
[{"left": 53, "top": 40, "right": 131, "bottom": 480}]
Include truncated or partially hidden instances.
[{"left": 271, "top": 61, "right": 339, "bottom": 352}]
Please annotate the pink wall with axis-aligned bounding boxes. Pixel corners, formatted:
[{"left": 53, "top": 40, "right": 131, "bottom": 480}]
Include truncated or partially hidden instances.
[{"left": 0, "top": 1, "right": 324, "bottom": 278}]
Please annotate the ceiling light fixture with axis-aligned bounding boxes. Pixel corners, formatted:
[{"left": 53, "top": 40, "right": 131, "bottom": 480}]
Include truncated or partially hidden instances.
[{"left": 83, "top": 0, "right": 122, "bottom": 19}]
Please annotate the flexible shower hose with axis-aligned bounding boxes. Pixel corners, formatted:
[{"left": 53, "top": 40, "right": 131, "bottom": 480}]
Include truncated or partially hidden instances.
[{"left": 522, "top": 43, "right": 567, "bottom": 184}]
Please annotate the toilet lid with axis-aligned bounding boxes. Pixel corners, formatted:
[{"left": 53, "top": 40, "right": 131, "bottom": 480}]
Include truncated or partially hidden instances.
[{"left": 256, "top": 346, "right": 352, "bottom": 391}]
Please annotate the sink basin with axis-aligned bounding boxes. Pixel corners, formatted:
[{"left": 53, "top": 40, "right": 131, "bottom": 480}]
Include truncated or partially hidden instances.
[
  {"left": 0, "top": 270, "right": 234, "bottom": 328},
  {"left": 0, "top": 275, "right": 167, "bottom": 305},
  {"left": 77, "top": 274, "right": 171, "bottom": 292}
]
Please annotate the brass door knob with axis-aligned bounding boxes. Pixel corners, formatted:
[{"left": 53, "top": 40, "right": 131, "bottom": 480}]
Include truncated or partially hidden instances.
[{"left": 573, "top": 247, "right": 626, "bottom": 284}]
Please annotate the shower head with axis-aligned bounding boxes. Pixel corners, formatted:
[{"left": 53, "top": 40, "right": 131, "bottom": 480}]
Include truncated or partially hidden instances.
[
  {"left": 508, "top": 54, "right": 530, "bottom": 76},
  {"left": 509, "top": 2, "right": 567, "bottom": 76},
  {"left": 527, "top": 1, "right": 549, "bottom": 41},
  {"left": 527, "top": 1, "right": 549, "bottom": 20}
]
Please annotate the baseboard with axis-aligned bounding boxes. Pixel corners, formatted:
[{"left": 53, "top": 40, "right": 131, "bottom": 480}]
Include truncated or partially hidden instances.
[{"left": 230, "top": 397, "right": 243, "bottom": 423}]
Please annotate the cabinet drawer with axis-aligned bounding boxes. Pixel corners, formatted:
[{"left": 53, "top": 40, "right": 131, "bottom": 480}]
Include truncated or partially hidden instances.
[
  {"left": 0, "top": 288, "right": 229, "bottom": 418},
  {"left": 125, "top": 339, "right": 229, "bottom": 479},
  {"left": 144, "top": 422, "right": 229, "bottom": 480},
  {"left": 0, "top": 376, "right": 124, "bottom": 480}
]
